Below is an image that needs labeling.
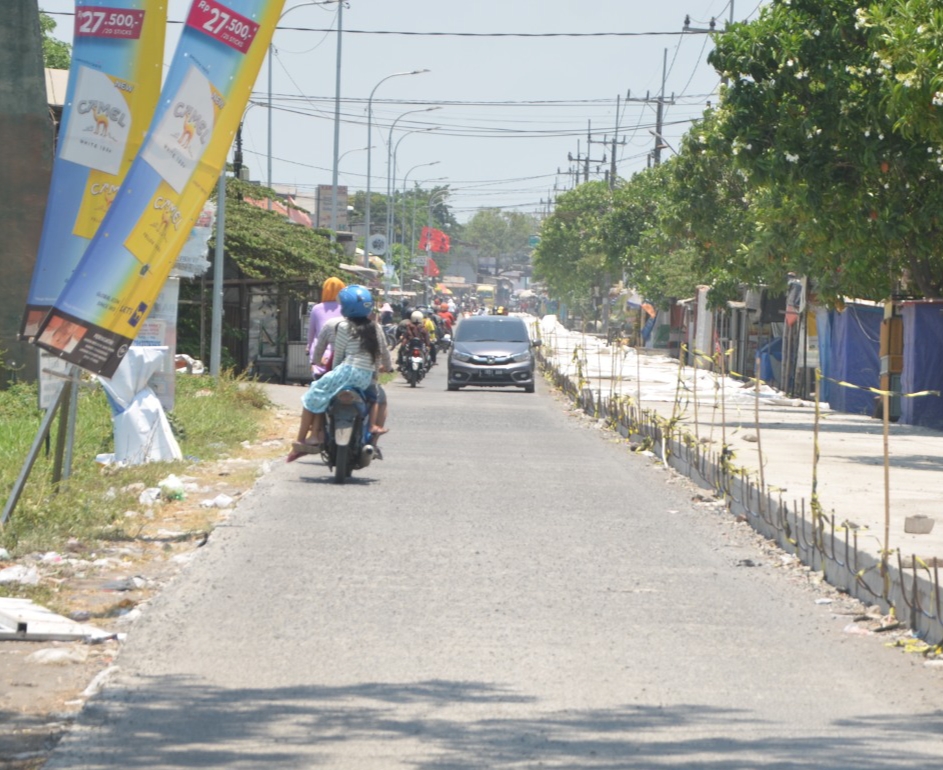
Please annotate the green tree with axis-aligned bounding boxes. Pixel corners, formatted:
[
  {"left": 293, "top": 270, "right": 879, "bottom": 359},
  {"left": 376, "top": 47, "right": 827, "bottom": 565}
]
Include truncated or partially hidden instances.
[
  {"left": 610, "top": 164, "right": 702, "bottom": 308},
  {"left": 532, "top": 181, "right": 618, "bottom": 308},
  {"left": 462, "top": 208, "right": 540, "bottom": 272},
  {"left": 40, "top": 10, "right": 71, "bottom": 69},
  {"left": 219, "top": 177, "right": 343, "bottom": 294},
  {"left": 709, "top": 0, "right": 943, "bottom": 300}
]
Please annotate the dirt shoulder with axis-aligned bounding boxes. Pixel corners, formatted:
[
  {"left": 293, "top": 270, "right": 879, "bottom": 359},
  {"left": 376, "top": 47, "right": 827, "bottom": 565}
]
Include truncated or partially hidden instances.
[{"left": 0, "top": 398, "right": 297, "bottom": 770}]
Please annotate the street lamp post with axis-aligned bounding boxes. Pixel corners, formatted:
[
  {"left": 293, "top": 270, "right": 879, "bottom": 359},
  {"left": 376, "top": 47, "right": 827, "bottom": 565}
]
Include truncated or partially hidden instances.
[
  {"left": 389, "top": 127, "right": 438, "bottom": 247},
  {"left": 364, "top": 69, "right": 430, "bottom": 265},
  {"left": 327, "top": 144, "right": 372, "bottom": 228},
  {"left": 268, "top": 1, "right": 339, "bottom": 210},
  {"left": 387, "top": 160, "right": 438, "bottom": 296},
  {"left": 404, "top": 176, "right": 446, "bottom": 254},
  {"left": 329, "top": 0, "right": 343, "bottom": 236},
  {"left": 385, "top": 106, "right": 440, "bottom": 242}
]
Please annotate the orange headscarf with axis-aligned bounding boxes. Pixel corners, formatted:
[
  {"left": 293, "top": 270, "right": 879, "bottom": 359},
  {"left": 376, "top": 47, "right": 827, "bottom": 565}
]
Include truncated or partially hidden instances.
[{"left": 320, "top": 277, "right": 346, "bottom": 303}]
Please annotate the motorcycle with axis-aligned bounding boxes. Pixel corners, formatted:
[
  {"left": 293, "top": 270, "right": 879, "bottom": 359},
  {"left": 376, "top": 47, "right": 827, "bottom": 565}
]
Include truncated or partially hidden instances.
[
  {"left": 382, "top": 323, "right": 398, "bottom": 350},
  {"left": 399, "top": 337, "right": 428, "bottom": 387},
  {"left": 323, "top": 387, "right": 374, "bottom": 483},
  {"left": 436, "top": 332, "right": 452, "bottom": 353}
]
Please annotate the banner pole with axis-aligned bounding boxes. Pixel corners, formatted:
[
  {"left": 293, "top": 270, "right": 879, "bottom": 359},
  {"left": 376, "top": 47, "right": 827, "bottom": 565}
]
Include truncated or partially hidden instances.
[{"left": 2, "top": 383, "right": 70, "bottom": 525}]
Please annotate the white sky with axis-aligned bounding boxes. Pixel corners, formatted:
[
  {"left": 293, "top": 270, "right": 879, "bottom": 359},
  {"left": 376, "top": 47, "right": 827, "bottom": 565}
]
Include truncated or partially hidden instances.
[{"left": 41, "top": 0, "right": 766, "bottom": 223}]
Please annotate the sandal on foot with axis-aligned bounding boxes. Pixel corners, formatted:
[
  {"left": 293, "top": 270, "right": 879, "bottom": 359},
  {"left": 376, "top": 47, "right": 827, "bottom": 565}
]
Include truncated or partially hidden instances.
[
  {"left": 371, "top": 426, "right": 389, "bottom": 436},
  {"left": 286, "top": 450, "right": 304, "bottom": 463}
]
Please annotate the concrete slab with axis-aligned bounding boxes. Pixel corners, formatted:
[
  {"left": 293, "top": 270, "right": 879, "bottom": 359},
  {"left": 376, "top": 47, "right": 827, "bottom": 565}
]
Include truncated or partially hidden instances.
[{"left": 0, "top": 598, "right": 111, "bottom": 642}]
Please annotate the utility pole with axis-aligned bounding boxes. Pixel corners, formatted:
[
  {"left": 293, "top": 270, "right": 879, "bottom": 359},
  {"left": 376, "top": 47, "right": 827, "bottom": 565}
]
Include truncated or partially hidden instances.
[
  {"left": 654, "top": 49, "right": 668, "bottom": 166},
  {"left": 568, "top": 122, "right": 607, "bottom": 184}
]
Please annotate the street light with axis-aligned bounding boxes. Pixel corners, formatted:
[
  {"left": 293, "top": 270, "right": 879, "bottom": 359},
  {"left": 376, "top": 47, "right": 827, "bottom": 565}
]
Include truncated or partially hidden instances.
[
  {"left": 364, "top": 68, "right": 430, "bottom": 264},
  {"left": 406, "top": 177, "right": 447, "bottom": 267},
  {"left": 385, "top": 106, "right": 441, "bottom": 241},
  {"left": 422, "top": 187, "right": 451, "bottom": 303},
  {"left": 390, "top": 126, "right": 439, "bottom": 245},
  {"left": 399, "top": 160, "right": 439, "bottom": 243},
  {"left": 328, "top": 0, "right": 344, "bottom": 236},
  {"left": 268, "top": 1, "right": 339, "bottom": 210}
]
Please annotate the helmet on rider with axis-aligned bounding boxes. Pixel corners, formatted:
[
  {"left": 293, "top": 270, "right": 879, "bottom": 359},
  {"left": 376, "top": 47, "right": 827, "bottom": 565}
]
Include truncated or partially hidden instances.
[
  {"left": 410, "top": 311, "right": 424, "bottom": 323},
  {"left": 339, "top": 285, "right": 374, "bottom": 319},
  {"left": 496, "top": 306, "right": 508, "bottom": 315}
]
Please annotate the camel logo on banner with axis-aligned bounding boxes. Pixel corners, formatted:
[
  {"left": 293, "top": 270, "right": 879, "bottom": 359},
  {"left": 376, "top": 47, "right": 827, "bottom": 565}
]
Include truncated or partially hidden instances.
[
  {"left": 125, "top": 184, "right": 184, "bottom": 274},
  {"left": 58, "top": 66, "right": 133, "bottom": 176},
  {"left": 141, "top": 66, "right": 222, "bottom": 193}
]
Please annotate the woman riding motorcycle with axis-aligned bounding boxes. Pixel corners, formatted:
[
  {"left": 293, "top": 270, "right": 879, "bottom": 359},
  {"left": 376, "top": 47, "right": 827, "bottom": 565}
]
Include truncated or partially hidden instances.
[{"left": 288, "top": 285, "right": 392, "bottom": 461}]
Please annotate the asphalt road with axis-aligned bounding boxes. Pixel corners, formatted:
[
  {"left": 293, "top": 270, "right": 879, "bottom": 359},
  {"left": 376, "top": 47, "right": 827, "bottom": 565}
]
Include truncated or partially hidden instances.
[{"left": 47, "top": 364, "right": 942, "bottom": 769}]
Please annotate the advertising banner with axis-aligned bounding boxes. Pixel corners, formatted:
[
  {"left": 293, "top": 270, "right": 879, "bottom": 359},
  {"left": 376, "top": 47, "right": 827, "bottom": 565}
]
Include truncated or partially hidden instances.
[
  {"left": 35, "top": 0, "right": 285, "bottom": 377},
  {"left": 21, "top": 0, "right": 167, "bottom": 339}
]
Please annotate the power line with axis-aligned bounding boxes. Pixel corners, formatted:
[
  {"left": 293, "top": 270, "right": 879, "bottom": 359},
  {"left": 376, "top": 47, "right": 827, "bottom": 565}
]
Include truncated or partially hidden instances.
[{"left": 41, "top": 13, "right": 702, "bottom": 38}]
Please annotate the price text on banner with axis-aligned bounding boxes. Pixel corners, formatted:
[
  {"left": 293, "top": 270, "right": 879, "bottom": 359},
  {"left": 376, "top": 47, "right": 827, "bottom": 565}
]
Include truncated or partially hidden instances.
[
  {"left": 186, "top": 0, "right": 259, "bottom": 53},
  {"left": 75, "top": 7, "right": 146, "bottom": 39}
]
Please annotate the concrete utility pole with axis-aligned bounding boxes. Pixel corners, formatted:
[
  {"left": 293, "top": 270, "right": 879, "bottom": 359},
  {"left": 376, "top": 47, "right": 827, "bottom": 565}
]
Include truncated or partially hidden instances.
[{"left": 654, "top": 49, "right": 668, "bottom": 166}]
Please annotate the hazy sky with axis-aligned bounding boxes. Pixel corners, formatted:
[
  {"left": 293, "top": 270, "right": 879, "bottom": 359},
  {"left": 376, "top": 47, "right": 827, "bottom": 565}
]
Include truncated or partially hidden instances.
[{"left": 42, "top": 0, "right": 765, "bottom": 223}]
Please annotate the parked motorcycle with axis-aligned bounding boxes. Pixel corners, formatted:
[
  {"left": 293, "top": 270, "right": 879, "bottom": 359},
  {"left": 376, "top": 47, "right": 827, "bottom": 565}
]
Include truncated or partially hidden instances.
[
  {"left": 399, "top": 337, "right": 428, "bottom": 387},
  {"left": 323, "top": 387, "right": 374, "bottom": 483}
]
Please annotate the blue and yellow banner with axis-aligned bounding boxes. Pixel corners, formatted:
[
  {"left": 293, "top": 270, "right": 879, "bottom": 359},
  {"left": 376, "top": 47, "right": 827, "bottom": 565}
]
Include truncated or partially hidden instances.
[
  {"left": 22, "top": 0, "right": 167, "bottom": 339},
  {"left": 35, "top": 0, "right": 285, "bottom": 377}
]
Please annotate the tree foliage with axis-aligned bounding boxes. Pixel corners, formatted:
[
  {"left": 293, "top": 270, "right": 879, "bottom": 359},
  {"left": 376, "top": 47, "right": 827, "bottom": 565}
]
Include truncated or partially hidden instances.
[
  {"left": 461, "top": 208, "right": 539, "bottom": 270},
  {"left": 709, "top": 0, "right": 943, "bottom": 300},
  {"left": 533, "top": 0, "right": 943, "bottom": 310},
  {"left": 219, "top": 177, "right": 343, "bottom": 297},
  {"left": 40, "top": 11, "right": 71, "bottom": 69},
  {"left": 532, "top": 181, "right": 618, "bottom": 307}
]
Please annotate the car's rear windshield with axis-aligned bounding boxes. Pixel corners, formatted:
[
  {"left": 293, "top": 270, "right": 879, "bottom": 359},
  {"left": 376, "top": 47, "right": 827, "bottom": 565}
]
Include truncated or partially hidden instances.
[{"left": 454, "top": 317, "right": 530, "bottom": 343}]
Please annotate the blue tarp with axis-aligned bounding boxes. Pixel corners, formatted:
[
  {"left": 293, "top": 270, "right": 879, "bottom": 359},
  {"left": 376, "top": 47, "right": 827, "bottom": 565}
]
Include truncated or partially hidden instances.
[
  {"left": 900, "top": 301, "right": 943, "bottom": 429},
  {"left": 757, "top": 337, "right": 782, "bottom": 386},
  {"left": 827, "top": 304, "right": 881, "bottom": 415}
]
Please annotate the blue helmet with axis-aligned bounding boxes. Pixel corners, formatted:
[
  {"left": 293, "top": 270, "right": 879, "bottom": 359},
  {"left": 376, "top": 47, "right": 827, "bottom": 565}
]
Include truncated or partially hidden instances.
[{"left": 339, "top": 284, "right": 374, "bottom": 319}]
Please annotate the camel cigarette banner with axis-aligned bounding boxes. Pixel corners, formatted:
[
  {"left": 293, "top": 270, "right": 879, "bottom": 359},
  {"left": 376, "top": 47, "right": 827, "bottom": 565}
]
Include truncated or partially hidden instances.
[
  {"left": 35, "top": 0, "right": 285, "bottom": 377},
  {"left": 21, "top": 0, "right": 166, "bottom": 339}
]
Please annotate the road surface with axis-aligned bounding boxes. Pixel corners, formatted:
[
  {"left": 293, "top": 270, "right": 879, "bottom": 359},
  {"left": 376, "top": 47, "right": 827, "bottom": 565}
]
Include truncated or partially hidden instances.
[{"left": 47, "top": 364, "right": 942, "bottom": 768}]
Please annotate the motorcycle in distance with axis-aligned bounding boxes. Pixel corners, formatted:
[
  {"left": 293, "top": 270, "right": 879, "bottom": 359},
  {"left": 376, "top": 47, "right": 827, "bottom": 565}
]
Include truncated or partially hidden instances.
[
  {"left": 398, "top": 337, "right": 428, "bottom": 387},
  {"left": 382, "top": 323, "right": 398, "bottom": 350},
  {"left": 436, "top": 331, "right": 452, "bottom": 353},
  {"left": 323, "top": 386, "right": 375, "bottom": 483}
]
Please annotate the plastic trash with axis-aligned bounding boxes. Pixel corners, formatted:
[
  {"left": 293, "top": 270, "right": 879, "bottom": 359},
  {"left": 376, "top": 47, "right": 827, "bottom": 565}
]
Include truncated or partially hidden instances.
[
  {"left": 138, "top": 487, "right": 162, "bottom": 506},
  {"left": 0, "top": 565, "right": 41, "bottom": 585},
  {"left": 200, "top": 493, "right": 234, "bottom": 509},
  {"left": 158, "top": 474, "right": 186, "bottom": 501},
  {"left": 27, "top": 648, "right": 89, "bottom": 666}
]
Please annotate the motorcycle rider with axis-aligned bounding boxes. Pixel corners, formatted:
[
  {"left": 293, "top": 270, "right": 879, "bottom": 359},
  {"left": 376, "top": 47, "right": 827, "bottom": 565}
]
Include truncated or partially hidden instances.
[
  {"left": 422, "top": 310, "right": 439, "bottom": 365},
  {"left": 288, "top": 286, "right": 392, "bottom": 462},
  {"left": 436, "top": 302, "right": 455, "bottom": 333},
  {"left": 306, "top": 276, "right": 345, "bottom": 379},
  {"left": 396, "top": 310, "right": 430, "bottom": 371}
]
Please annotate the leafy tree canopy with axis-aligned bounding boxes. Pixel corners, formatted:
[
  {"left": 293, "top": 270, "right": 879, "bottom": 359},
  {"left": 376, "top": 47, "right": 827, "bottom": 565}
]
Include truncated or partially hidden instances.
[
  {"left": 709, "top": 0, "right": 943, "bottom": 300},
  {"left": 461, "top": 208, "right": 540, "bottom": 270},
  {"left": 532, "top": 181, "right": 617, "bottom": 306},
  {"left": 217, "top": 177, "right": 343, "bottom": 297},
  {"left": 40, "top": 10, "right": 71, "bottom": 69}
]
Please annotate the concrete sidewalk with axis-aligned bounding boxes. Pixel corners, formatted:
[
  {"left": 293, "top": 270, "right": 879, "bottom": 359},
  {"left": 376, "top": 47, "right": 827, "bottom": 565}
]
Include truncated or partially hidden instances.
[{"left": 532, "top": 314, "right": 943, "bottom": 643}]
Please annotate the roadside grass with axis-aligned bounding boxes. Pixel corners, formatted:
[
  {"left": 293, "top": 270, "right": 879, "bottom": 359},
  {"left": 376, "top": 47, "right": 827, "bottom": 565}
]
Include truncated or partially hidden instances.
[{"left": 0, "top": 372, "right": 272, "bottom": 558}]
